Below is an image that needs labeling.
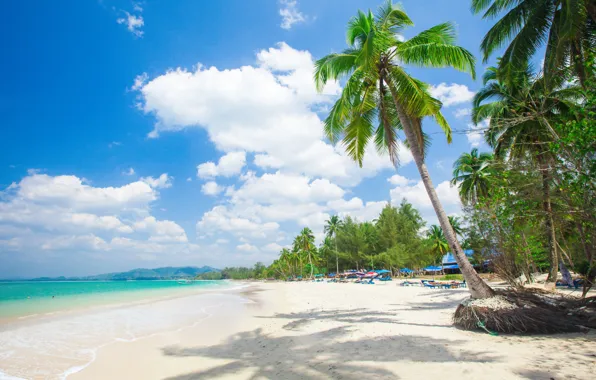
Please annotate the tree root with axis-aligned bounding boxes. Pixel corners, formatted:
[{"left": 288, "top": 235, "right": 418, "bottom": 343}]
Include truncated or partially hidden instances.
[{"left": 453, "top": 288, "right": 596, "bottom": 334}]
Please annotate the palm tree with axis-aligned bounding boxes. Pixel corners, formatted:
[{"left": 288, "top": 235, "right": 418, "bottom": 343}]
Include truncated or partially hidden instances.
[
  {"left": 427, "top": 225, "right": 449, "bottom": 268},
  {"left": 314, "top": 0, "right": 494, "bottom": 298},
  {"left": 472, "top": 0, "right": 595, "bottom": 87},
  {"left": 451, "top": 148, "right": 495, "bottom": 205},
  {"left": 448, "top": 215, "right": 464, "bottom": 237},
  {"left": 472, "top": 62, "right": 579, "bottom": 285},
  {"left": 296, "top": 227, "right": 316, "bottom": 278},
  {"left": 324, "top": 215, "right": 344, "bottom": 275}
]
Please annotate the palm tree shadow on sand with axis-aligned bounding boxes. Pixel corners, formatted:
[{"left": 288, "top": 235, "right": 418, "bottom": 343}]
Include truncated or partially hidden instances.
[{"left": 162, "top": 322, "right": 500, "bottom": 380}]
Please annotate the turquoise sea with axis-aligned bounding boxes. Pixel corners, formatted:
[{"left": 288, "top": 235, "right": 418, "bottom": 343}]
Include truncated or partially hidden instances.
[
  {"left": 0, "top": 280, "right": 226, "bottom": 320},
  {"left": 0, "top": 280, "right": 246, "bottom": 379}
]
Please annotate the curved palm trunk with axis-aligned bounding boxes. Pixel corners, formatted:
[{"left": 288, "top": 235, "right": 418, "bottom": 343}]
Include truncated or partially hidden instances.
[
  {"left": 388, "top": 89, "right": 495, "bottom": 298},
  {"left": 537, "top": 154, "right": 558, "bottom": 285}
]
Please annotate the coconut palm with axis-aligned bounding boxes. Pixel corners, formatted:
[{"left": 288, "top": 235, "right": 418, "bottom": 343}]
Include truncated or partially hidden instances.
[
  {"left": 448, "top": 215, "right": 464, "bottom": 237},
  {"left": 314, "top": 0, "right": 494, "bottom": 298},
  {"left": 295, "top": 227, "right": 316, "bottom": 278},
  {"left": 427, "top": 225, "right": 449, "bottom": 267},
  {"left": 451, "top": 148, "right": 495, "bottom": 205},
  {"left": 324, "top": 215, "right": 344, "bottom": 275},
  {"left": 472, "top": 0, "right": 596, "bottom": 87},
  {"left": 472, "top": 61, "right": 580, "bottom": 284}
]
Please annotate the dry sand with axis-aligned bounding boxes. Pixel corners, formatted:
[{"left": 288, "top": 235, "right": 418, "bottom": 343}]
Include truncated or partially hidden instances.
[{"left": 70, "top": 281, "right": 595, "bottom": 380}]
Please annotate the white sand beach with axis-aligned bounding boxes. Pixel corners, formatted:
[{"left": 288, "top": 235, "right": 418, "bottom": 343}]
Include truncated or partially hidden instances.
[{"left": 59, "top": 282, "right": 595, "bottom": 380}]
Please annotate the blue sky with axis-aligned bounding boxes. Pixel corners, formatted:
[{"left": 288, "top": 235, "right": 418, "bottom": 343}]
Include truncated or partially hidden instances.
[{"left": 0, "top": 0, "right": 499, "bottom": 278}]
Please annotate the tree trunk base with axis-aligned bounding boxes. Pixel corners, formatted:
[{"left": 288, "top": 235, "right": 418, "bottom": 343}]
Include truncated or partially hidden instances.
[{"left": 453, "top": 289, "right": 596, "bottom": 334}]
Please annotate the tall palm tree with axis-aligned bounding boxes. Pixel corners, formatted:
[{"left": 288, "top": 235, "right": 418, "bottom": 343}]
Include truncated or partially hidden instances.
[
  {"left": 296, "top": 227, "right": 316, "bottom": 278},
  {"left": 324, "top": 215, "right": 344, "bottom": 275},
  {"left": 472, "top": 62, "right": 579, "bottom": 284},
  {"left": 314, "top": 0, "right": 494, "bottom": 298},
  {"left": 451, "top": 148, "right": 495, "bottom": 205},
  {"left": 472, "top": 0, "right": 596, "bottom": 87},
  {"left": 427, "top": 225, "right": 449, "bottom": 267}
]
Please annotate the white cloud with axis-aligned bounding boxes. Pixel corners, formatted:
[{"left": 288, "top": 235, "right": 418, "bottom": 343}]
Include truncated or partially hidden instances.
[
  {"left": 123, "top": 167, "right": 135, "bottom": 176},
  {"left": 230, "top": 171, "right": 344, "bottom": 205},
  {"left": 0, "top": 172, "right": 193, "bottom": 270},
  {"left": 201, "top": 181, "right": 223, "bottom": 196},
  {"left": 14, "top": 174, "right": 158, "bottom": 212},
  {"left": 197, "top": 151, "right": 246, "bottom": 178},
  {"left": 466, "top": 119, "right": 488, "bottom": 147},
  {"left": 327, "top": 197, "right": 364, "bottom": 212},
  {"left": 279, "top": 0, "right": 306, "bottom": 30},
  {"left": 116, "top": 3, "right": 144, "bottom": 38},
  {"left": 133, "top": 216, "right": 188, "bottom": 243},
  {"left": 196, "top": 205, "right": 280, "bottom": 238},
  {"left": 108, "top": 141, "right": 121, "bottom": 148},
  {"left": 387, "top": 174, "right": 415, "bottom": 186},
  {"left": 237, "top": 243, "right": 258, "bottom": 252},
  {"left": 140, "top": 173, "right": 172, "bottom": 189},
  {"left": 131, "top": 73, "right": 148, "bottom": 91},
  {"left": 262, "top": 242, "right": 284, "bottom": 252},
  {"left": 454, "top": 108, "right": 471, "bottom": 118},
  {"left": 216, "top": 238, "right": 229, "bottom": 244},
  {"left": 135, "top": 42, "right": 411, "bottom": 187},
  {"left": 430, "top": 83, "right": 475, "bottom": 107}
]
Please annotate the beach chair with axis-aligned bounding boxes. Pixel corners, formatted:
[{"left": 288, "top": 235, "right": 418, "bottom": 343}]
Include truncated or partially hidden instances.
[{"left": 421, "top": 280, "right": 436, "bottom": 289}]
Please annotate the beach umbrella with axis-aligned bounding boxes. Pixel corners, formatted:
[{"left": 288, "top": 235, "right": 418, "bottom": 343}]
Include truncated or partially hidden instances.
[{"left": 376, "top": 269, "right": 391, "bottom": 274}]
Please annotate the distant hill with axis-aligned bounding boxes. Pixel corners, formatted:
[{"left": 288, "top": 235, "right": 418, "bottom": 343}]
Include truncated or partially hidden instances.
[{"left": 29, "top": 266, "right": 220, "bottom": 281}]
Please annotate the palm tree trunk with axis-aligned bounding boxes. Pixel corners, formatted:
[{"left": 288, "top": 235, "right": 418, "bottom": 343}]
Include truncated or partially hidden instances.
[
  {"left": 536, "top": 154, "right": 558, "bottom": 286},
  {"left": 387, "top": 90, "right": 494, "bottom": 298}
]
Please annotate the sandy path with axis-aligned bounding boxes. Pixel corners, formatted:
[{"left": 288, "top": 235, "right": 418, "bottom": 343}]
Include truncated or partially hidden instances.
[{"left": 72, "top": 282, "right": 595, "bottom": 380}]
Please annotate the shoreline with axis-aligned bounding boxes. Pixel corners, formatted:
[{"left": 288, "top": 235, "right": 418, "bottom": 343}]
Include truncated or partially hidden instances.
[
  {"left": 1, "top": 282, "right": 594, "bottom": 379},
  {"left": 0, "top": 283, "right": 252, "bottom": 379}
]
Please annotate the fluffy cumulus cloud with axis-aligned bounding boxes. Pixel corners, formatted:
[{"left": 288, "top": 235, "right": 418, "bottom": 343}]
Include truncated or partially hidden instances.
[
  {"left": 201, "top": 181, "right": 223, "bottom": 196},
  {"left": 197, "top": 151, "right": 246, "bottom": 178},
  {"left": 279, "top": 0, "right": 306, "bottom": 30},
  {"left": 0, "top": 172, "right": 201, "bottom": 276},
  {"left": 135, "top": 42, "right": 412, "bottom": 187},
  {"left": 430, "top": 83, "right": 475, "bottom": 107}
]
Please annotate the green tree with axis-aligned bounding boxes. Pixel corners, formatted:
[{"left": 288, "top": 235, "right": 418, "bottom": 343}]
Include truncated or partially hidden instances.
[
  {"left": 314, "top": 0, "right": 494, "bottom": 297},
  {"left": 295, "top": 227, "right": 316, "bottom": 278},
  {"left": 473, "top": 62, "right": 580, "bottom": 284},
  {"left": 448, "top": 216, "right": 464, "bottom": 237},
  {"left": 472, "top": 0, "right": 596, "bottom": 87},
  {"left": 324, "top": 215, "right": 344, "bottom": 274},
  {"left": 451, "top": 148, "right": 495, "bottom": 205},
  {"left": 427, "top": 225, "right": 449, "bottom": 267}
]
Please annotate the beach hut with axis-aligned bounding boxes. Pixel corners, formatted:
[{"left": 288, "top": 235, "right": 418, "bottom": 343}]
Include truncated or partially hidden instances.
[
  {"left": 423, "top": 265, "right": 443, "bottom": 274},
  {"left": 441, "top": 250, "right": 474, "bottom": 274}
]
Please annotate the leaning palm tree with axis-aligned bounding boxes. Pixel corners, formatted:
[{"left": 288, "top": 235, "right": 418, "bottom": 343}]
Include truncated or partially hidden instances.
[
  {"left": 472, "top": 0, "right": 595, "bottom": 87},
  {"left": 314, "top": 1, "right": 494, "bottom": 298},
  {"left": 296, "top": 227, "right": 316, "bottom": 278},
  {"left": 324, "top": 215, "right": 344, "bottom": 275},
  {"left": 451, "top": 148, "right": 495, "bottom": 206},
  {"left": 472, "top": 61, "right": 580, "bottom": 284}
]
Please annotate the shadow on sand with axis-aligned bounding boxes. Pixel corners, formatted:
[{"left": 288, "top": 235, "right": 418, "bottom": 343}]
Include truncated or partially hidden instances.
[{"left": 162, "top": 308, "right": 500, "bottom": 380}]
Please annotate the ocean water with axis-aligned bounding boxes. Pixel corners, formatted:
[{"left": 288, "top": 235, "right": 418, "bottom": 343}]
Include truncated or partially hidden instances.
[
  {"left": 0, "top": 280, "right": 248, "bottom": 379},
  {"left": 0, "top": 280, "right": 225, "bottom": 320}
]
